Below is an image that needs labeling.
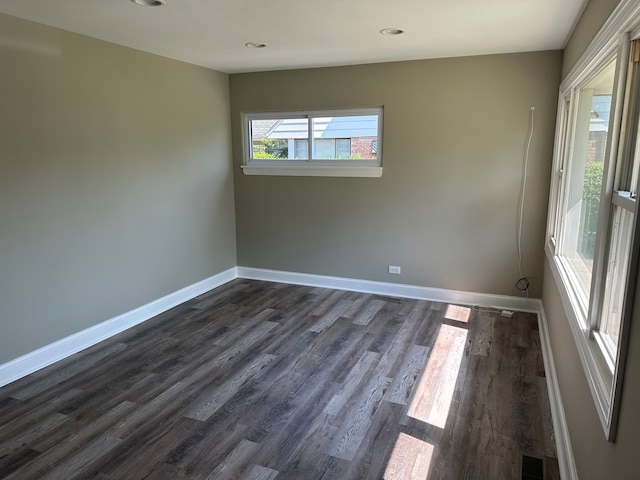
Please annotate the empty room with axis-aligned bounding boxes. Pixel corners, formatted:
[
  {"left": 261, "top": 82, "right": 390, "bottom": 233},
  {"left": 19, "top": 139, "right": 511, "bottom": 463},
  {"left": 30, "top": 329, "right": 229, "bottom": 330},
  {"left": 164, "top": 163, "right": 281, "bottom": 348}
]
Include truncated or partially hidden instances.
[{"left": 1, "top": 0, "right": 640, "bottom": 478}]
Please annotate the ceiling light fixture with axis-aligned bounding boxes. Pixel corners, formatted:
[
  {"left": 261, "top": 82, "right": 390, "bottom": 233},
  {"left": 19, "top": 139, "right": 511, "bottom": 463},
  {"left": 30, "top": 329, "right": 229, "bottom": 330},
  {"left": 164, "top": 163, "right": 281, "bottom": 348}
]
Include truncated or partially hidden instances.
[
  {"left": 379, "top": 28, "right": 405, "bottom": 36},
  {"left": 131, "top": 0, "right": 166, "bottom": 6},
  {"left": 245, "top": 42, "right": 267, "bottom": 49}
]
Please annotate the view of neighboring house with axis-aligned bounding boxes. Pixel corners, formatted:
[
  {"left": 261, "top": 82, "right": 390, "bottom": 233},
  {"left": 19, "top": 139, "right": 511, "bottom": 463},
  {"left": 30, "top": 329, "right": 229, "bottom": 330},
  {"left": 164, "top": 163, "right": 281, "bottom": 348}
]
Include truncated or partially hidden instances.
[{"left": 250, "top": 115, "right": 378, "bottom": 160}]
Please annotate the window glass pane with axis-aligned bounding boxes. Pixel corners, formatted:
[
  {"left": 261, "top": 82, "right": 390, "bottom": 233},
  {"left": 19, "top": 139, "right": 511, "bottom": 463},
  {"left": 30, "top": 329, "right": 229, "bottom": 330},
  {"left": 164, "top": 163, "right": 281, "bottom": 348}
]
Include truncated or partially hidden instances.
[
  {"left": 294, "top": 139, "right": 309, "bottom": 159},
  {"left": 311, "top": 115, "right": 378, "bottom": 160},
  {"left": 336, "top": 139, "right": 351, "bottom": 159},
  {"left": 600, "top": 205, "right": 634, "bottom": 356},
  {"left": 558, "top": 58, "right": 616, "bottom": 310},
  {"left": 245, "top": 109, "right": 383, "bottom": 169},
  {"left": 250, "top": 118, "right": 308, "bottom": 160},
  {"left": 314, "top": 139, "right": 335, "bottom": 159}
]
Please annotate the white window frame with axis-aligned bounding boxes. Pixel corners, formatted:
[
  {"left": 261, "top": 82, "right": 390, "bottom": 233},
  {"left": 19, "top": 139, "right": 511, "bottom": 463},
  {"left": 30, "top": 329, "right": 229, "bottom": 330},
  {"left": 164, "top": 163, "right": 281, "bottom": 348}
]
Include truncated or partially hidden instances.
[
  {"left": 241, "top": 107, "right": 383, "bottom": 178},
  {"left": 546, "top": 0, "right": 640, "bottom": 441}
]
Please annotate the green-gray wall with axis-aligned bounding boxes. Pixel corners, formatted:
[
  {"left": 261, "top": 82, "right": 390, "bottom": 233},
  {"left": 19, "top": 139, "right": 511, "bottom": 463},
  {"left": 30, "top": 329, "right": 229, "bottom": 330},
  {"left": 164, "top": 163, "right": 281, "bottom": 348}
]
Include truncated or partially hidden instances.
[
  {"left": 230, "top": 52, "right": 562, "bottom": 298},
  {"left": 0, "top": 14, "right": 236, "bottom": 363},
  {"left": 562, "top": 0, "right": 623, "bottom": 78},
  {"left": 542, "top": 0, "right": 640, "bottom": 478}
]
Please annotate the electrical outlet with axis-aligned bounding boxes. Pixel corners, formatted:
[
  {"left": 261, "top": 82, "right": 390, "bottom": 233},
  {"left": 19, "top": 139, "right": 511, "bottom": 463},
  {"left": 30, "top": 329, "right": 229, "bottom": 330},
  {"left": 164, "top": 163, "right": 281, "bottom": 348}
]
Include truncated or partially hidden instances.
[{"left": 388, "top": 265, "right": 401, "bottom": 274}]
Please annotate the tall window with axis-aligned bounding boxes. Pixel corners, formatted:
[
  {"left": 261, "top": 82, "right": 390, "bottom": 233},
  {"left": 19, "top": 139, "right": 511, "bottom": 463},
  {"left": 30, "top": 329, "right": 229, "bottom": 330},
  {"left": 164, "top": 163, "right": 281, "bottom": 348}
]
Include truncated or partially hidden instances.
[
  {"left": 548, "top": 28, "right": 640, "bottom": 441},
  {"left": 241, "top": 108, "right": 383, "bottom": 177},
  {"left": 557, "top": 58, "right": 616, "bottom": 319}
]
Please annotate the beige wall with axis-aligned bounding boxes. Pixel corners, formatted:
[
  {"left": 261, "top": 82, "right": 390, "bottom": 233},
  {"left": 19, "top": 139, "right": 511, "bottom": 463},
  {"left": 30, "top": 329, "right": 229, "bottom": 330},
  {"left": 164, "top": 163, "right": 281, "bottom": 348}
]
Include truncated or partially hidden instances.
[
  {"left": 562, "top": 0, "right": 623, "bottom": 78},
  {"left": 543, "top": 261, "right": 640, "bottom": 479},
  {"left": 230, "top": 52, "right": 562, "bottom": 297},
  {"left": 0, "top": 14, "right": 236, "bottom": 363},
  {"left": 542, "top": 0, "right": 640, "bottom": 478}
]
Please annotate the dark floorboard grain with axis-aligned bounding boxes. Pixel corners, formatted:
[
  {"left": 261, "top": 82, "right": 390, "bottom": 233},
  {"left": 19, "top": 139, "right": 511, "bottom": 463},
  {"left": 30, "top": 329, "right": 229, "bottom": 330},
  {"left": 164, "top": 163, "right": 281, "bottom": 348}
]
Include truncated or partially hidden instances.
[{"left": 0, "top": 279, "right": 560, "bottom": 479}]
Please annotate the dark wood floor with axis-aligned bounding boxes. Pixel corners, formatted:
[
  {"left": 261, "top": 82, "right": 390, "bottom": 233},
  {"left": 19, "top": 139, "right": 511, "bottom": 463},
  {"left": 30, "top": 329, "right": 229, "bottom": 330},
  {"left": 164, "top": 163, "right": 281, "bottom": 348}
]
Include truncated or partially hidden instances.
[{"left": 0, "top": 279, "right": 560, "bottom": 479}]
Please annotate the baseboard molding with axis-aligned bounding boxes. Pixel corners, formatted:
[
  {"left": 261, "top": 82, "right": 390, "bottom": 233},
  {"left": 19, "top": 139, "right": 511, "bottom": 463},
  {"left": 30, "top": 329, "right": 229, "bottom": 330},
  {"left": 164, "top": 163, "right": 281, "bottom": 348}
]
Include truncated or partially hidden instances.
[
  {"left": 237, "top": 266, "right": 538, "bottom": 312},
  {"left": 536, "top": 300, "right": 578, "bottom": 480},
  {"left": 0, "top": 264, "right": 576, "bottom": 479},
  {"left": 0, "top": 267, "right": 237, "bottom": 388}
]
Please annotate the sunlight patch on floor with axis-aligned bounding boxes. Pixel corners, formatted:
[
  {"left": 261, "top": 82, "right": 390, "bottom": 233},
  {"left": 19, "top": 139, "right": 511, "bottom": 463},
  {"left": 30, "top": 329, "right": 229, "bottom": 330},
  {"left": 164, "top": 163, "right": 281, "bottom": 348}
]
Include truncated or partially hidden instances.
[
  {"left": 383, "top": 432, "right": 434, "bottom": 480},
  {"left": 407, "top": 324, "right": 468, "bottom": 428},
  {"left": 445, "top": 304, "right": 471, "bottom": 323}
]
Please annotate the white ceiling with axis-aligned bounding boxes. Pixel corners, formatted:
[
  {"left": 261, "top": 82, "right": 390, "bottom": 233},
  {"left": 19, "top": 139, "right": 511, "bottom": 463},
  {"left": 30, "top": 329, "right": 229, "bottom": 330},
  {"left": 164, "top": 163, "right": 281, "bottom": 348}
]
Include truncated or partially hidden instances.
[{"left": 0, "top": 0, "right": 587, "bottom": 74}]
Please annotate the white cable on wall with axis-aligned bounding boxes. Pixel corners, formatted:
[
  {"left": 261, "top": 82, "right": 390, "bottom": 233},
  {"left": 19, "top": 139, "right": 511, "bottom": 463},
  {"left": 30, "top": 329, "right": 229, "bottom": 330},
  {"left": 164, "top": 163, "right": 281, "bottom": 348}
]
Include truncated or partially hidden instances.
[{"left": 516, "top": 106, "right": 535, "bottom": 296}]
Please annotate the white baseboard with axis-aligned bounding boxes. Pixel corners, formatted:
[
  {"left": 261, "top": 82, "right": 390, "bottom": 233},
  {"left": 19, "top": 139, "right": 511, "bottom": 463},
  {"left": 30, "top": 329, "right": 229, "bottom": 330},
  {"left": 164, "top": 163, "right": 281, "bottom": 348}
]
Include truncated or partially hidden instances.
[
  {"left": 0, "top": 264, "right": 575, "bottom": 479},
  {"left": 0, "top": 267, "right": 237, "bottom": 388},
  {"left": 237, "top": 266, "right": 538, "bottom": 312},
  {"left": 536, "top": 300, "right": 578, "bottom": 480}
]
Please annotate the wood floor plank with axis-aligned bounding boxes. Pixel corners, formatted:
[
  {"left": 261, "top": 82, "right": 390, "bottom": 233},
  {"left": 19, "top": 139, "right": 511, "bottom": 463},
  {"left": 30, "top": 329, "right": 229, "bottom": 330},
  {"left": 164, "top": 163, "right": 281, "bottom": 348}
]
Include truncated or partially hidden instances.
[
  {"left": 9, "top": 343, "right": 128, "bottom": 401},
  {"left": 184, "top": 353, "right": 277, "bottom": 421},
  {"left": 324, "top": 350, "right": 380, "bottom": 416},
  {"left": 205, "top": 439, "right": 260, "bottom": 480},
  {"left": 352, "top": 298, "right": 386, "bottom": 326},
  {"left": 376, "top": 300, "right": 429, "bottom": 375},
  {"left": 0, "top": 280, "right": 560, "bottom": 480},
  {"left": 0, "top": 412, "right": 69, "bottom": 460},
  {"left": 333, "top": 400, "right": 407, "bottom": 480},
  {"left": 177, "top": 422, "right": 251, "bottom": 478},
  {"left": 0, "top": 445, "right": 42, "bottom": 478},
  {"left": 272, "top": 411, "right": 338, "bottom": 476},
  {"left": 4, "top": 400, "right": 135, "bottom": 480},
  {"left": 0, "top": 388, "right": 85, "bottom": 440},
  {"left": 308, "top": 299, "right": 354, "bottom": 333},
  {"left": 325, "top": 373, "right": 392, "bottom": 461},
  {"left": 96, "top": 417, "right": 200, "bottom": 480},
  {"left": 238, "top": 464, "right": 279, "bottom": 480},
  {"left": 470, "top": 312, "right": 495, "bottom": 357},
  {"left": 385, "top": 343, "right": 430, "bottom": 406},
  {"left": 38, "top": 434, "right": 122, "bottom": 480}
]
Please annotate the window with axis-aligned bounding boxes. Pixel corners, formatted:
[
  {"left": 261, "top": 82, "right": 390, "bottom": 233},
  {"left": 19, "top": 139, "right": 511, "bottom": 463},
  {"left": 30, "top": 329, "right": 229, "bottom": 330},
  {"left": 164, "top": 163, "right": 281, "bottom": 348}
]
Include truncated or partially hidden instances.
[
  {"left": 242, "top": 108, "right": 383, "bottom": 177},
  {"left": 557, "top": 58, "right": 616, "bottom": 320},
  {"left": 547, "top": 5, "right": 640, "bottom": 441}
]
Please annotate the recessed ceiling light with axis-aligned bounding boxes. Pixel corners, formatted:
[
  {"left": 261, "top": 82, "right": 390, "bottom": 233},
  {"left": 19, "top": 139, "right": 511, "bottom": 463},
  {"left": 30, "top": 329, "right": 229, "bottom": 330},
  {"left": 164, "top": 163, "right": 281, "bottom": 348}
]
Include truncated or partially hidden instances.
[
  {"left": 245, "top": 42, "right": 267, "bottom": 49},
  {"left": 380, "top": 28, "right": 405, "bottom": 36},
  {"left": 131, "top": 0, "right": 166, "bottom": 6}
]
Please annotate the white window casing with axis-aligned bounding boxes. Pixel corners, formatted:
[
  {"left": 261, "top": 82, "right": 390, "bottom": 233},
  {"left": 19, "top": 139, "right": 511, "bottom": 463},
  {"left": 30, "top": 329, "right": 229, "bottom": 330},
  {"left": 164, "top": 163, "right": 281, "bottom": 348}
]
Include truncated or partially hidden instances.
[
  {"left": 241, "top": 107, "right": 383, "bottom": 178},
  {"left": 545, "top": 0, "right": 640, "bottom": 441}
]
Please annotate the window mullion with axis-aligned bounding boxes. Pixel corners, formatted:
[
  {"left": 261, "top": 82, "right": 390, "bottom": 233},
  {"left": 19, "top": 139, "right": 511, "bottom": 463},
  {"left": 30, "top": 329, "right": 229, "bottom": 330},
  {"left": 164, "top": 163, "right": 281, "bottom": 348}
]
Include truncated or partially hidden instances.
[{"left": 308, "top": 116, "right": 313, "bottom": 162}]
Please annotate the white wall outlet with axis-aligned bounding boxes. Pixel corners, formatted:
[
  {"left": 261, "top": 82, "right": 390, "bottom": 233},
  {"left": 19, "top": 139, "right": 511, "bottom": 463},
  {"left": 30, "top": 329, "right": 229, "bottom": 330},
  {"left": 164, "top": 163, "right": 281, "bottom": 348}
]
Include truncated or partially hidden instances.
[{"left": 388, "top": 265, "right": 401, "bottom": 274}]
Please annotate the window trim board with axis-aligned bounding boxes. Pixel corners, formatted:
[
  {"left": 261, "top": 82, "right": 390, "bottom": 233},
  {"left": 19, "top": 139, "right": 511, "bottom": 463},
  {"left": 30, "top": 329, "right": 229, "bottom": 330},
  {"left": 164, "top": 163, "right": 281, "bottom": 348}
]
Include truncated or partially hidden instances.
[
  {"left": 545, "top": 244, "right": 614, "bottom": 437},
  {"left": 240, "top": 164, "right": 383, "bottom": 178},
  {"left": 241, "top": 107, "right": 384, "bottom": 178}
]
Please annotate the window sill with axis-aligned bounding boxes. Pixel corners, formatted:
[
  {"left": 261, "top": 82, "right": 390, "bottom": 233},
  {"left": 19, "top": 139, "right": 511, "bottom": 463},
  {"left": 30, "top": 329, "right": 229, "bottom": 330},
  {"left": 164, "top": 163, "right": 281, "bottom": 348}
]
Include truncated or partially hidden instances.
[{"left": 241, "top": 164, "right": 383, "bottom": 178}]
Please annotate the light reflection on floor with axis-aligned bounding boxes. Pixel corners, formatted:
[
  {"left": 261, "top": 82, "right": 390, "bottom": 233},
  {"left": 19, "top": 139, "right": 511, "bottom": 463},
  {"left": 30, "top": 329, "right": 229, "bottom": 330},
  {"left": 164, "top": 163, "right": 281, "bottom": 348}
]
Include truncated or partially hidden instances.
[
  {"left": 385, "top": 308, "right": 470, "bottom": 479},
  {"left": 383, "top": 433, "right": 434, "bottom": 480},
  {"left": 445, "top": 304, "right": 471, "bottom": 323},
  {"left": 407, "top": 323, "right": 468, "bottom": 429}
]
